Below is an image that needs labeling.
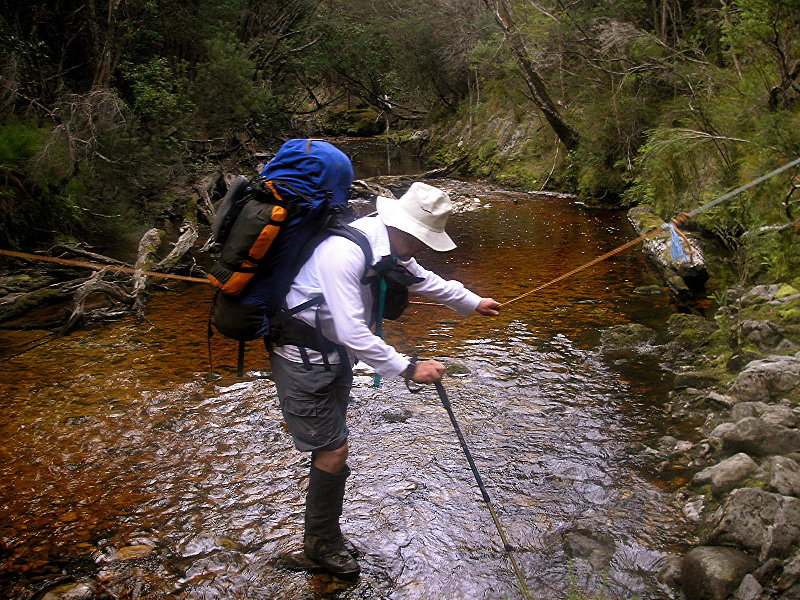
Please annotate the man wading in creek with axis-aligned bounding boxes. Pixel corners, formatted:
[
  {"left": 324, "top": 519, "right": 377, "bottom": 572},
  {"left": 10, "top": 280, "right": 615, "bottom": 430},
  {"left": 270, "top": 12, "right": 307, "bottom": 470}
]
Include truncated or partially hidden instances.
[{"left": 271, "top": 180, "right": 501, "bottom": 577}]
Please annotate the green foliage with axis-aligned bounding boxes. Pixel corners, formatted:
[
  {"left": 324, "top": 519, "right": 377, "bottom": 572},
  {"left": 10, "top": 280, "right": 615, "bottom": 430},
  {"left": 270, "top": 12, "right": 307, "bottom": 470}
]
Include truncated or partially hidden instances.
[
  {"left": 0, "top": 120, "right": 82, "bottom": 249},
  {"left": 192, "top": 35, "right": 280, "bottom": 137},
  {"left": 121, "top": 58, "right": 195, "bottom": 131}
]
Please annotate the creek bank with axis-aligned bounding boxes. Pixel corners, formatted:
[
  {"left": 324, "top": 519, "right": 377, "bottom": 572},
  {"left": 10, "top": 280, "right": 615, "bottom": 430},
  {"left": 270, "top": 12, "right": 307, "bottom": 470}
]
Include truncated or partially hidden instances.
[{"left": 600, "top": 283, "right": 800, "bottom": 600}]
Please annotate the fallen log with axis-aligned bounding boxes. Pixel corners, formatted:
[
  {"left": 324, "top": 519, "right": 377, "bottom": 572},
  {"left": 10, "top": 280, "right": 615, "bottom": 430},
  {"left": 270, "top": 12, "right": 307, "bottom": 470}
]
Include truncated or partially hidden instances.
[{"left": 351, "top": 179, "right": 397, "bottom": 200}]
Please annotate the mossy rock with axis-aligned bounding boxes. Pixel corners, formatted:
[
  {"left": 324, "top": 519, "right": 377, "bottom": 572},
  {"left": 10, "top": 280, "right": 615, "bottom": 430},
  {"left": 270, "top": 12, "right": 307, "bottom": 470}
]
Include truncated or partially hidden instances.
[
  {"left": 781, "top": 307, "right": 800, "bottom": 324},
  {"left": 777, "top": 284, "right": 799, "bottom": 299},
  {"left": 627, "top": 206, "right": 665, "bottom": 234},
  {"left": 667, "top": 313, "right": 717, "bottom": 346}
]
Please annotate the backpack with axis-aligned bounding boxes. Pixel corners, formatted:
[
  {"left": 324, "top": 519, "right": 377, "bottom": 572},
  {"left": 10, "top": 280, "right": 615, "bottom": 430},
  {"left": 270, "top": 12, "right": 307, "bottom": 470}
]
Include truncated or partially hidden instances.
[
  {"left": 207, "top": 139, "right": 422, "bottom": 378},
  {"left": 207, "top": 138, "right": 354, "bottom": 376}
]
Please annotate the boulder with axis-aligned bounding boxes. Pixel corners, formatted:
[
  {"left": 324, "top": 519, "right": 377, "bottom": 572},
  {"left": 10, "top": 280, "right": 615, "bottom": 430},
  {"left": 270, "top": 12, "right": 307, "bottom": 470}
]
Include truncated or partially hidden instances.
[
  {"left": 731, "top": 402, "right": 772, "bottom": 422},
  {"left": 740, "top": 285, "right": 781, "bottom": 307},
  {"left": 710, "top": 417, "right": 800, "bottom": 456},
  {"left": 762, "top": 405, "right": 800, "bottom": 429},
  {"left": 693, "top": 453, "right": 761, "bottom": 496},
  {"left": 681, "top": 546, "right": 758, "bottom": 600},
  {"left": 741, "top": 320, "right": 788, "bottom": 351},
  {"left": 778, "top": 552, "right": 800, "bottom": 591},
  {"left": 730, "top": 355, "right": 800, "bottom": 403},
  {"left": 766, "top": 456, "right": 800, "bottom": 497},
  {"left": 628, "top": 206, "right": 709, "bottom": 298},
  {"left": 703, "top": 487, "right": 800, "bottom": 560}
]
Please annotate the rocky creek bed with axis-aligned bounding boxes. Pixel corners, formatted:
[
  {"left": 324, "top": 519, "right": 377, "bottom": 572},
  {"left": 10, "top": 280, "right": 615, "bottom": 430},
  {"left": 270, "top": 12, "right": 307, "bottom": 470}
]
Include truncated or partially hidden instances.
[{"left": 601, "top": 280, "right": 800, "bottom": 600}]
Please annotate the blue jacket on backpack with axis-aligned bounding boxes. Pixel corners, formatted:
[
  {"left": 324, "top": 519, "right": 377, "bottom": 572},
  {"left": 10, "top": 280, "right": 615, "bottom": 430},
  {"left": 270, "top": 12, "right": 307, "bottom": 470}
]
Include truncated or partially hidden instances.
[{"left": 260, "top": 139, "right": 354, "bottom": 208}]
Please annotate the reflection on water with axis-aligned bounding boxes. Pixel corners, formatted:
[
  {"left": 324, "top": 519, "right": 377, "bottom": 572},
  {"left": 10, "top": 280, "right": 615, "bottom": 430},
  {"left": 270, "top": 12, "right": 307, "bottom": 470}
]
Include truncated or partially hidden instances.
[
  {"left": 339, "top": 138, "right": 428, "bottom": 179},
  {"left": 0, "top": 177, "right": 691, "bottom": 599}
]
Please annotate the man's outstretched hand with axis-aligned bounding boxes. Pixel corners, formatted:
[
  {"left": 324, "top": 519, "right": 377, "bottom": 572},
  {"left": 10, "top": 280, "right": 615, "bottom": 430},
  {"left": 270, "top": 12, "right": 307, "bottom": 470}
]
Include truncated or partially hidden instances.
[
  {"left": 411, "top": 359, "right": 447, "bottom": 384},
  {"left": 476, "top": 297, "right": 501, "bottom": 316}
]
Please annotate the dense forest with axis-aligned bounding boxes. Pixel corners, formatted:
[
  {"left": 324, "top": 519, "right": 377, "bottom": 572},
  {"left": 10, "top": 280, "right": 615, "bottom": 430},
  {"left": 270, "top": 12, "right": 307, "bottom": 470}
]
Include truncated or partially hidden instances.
[{"left": 1, "top": 0, "right": 798, "bottom": 286}]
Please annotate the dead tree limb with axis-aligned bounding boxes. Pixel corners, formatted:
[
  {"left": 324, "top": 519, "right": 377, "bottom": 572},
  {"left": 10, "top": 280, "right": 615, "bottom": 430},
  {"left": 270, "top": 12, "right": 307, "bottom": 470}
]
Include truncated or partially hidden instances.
[
  {"left": 62, "top": 269, "right": 133, "bottom": 333},
  {"left": 131, "top": 228, "right": 165, "bottom": 314},
  {"left": 155, "top": 221, "right": 198, "bottom": 273}
]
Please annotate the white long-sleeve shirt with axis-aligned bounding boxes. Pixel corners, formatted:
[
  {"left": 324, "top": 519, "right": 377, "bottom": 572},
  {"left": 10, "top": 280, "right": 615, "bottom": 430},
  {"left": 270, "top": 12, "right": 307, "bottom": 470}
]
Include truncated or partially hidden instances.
[{"left": 272, "top": 215, "right": 481, "bottom": 378}]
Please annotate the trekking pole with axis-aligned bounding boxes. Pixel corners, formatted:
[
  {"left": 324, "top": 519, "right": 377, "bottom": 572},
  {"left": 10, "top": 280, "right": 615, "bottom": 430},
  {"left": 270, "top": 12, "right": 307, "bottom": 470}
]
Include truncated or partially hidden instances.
[{"left": 433, "top": 380, "right": 533, "bottom": 599}]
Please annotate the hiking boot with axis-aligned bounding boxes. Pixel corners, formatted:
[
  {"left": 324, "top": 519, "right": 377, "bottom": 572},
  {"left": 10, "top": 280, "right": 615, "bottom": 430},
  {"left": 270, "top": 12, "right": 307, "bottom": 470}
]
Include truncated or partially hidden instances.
[
  {"left": 304, "top": 533, "right": 360, "bottom": 577},
  {"left": 303, "top": 463, "right": 360, "bottom": 577}
]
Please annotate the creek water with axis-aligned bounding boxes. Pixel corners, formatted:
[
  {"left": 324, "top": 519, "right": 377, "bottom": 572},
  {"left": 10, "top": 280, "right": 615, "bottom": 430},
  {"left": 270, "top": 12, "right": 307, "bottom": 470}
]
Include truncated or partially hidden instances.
[{"left": 0, "top": 142, "right": 693, "bottom": 599}]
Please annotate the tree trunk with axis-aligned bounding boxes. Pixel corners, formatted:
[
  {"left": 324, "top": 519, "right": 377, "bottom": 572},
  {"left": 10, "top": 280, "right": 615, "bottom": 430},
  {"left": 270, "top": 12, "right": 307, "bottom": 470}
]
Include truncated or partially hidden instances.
[{"left": 483, "top": 0, "right": 580, "bottom": 151}]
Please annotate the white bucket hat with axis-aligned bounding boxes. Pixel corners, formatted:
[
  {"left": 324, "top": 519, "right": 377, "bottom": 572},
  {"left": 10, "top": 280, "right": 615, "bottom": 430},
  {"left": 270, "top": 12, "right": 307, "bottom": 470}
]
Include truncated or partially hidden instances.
[{"left": 376, "top": 182, "right": 456, "bottom": 252}]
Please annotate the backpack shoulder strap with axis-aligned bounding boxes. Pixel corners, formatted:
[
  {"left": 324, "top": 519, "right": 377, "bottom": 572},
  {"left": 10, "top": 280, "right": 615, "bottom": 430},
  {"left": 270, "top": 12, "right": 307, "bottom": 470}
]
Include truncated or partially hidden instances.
[{"left": 326, "top": 222, "right": 373, "bottom": 281}]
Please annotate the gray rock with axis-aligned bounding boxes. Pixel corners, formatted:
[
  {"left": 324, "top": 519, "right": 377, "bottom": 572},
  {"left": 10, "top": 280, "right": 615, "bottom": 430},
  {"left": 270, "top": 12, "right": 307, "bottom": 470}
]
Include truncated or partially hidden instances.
[
  {"left": 733, "top": 574, "right": 763, "bottom": 600},
  {"left": 740, "top": 285, "right": 781, "bottom": 307},
  {"left": 730, "top": 355, "right": 800, "bottom": 403},
  {"left": 703, "top": 487, "right": 800, "bottom": 560},
  {"left": 693, "top": 453, "right": 761, "bottom": 496},
  {"left": 779, "top": 552, "right": 800, "bottom": 590},
  {"left": 777, "top": 338, "right": 800, "bottom": 354},
  {"left": 731, "top": 402, "right": 772, "bottom": 422},
  {"left": 762, "top": 405, "right": 800, "bottom": 428},
  {"left": 710, "top": 422, "right": 737, "bottom": 445},
  {"left": 766, "top": 456, "right": 800, "bottom": 497},
  {"left": 681, "top": 546, "right": 758, "bottom": 600},
  {"left": 713, "top": 417, "right": 800, "bottom": 456},
  {"left": 742, "top": 320, "right": 787, "bottom": 350},
  {"left": 708, "top": 391, "right": 736, "bottom": 408}
]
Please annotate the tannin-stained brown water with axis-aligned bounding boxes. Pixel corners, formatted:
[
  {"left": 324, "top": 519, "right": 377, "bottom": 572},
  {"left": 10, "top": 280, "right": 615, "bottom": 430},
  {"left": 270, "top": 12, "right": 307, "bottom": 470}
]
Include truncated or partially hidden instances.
[{"left": 0, "top": 161, "right": 693, "bottom": 599}]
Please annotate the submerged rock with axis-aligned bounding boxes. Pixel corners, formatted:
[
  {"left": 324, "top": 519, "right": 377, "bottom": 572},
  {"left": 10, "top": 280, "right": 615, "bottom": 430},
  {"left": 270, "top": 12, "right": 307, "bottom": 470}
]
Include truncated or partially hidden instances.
[
  {"left": 562, "top": 528, "right": 616, "bottom": 569},
  {"left": 40, "top": 581, "right": 97, "bottom": 600},
  {"left": 598, "top": 323, "right": 657, "bottom": 358}
]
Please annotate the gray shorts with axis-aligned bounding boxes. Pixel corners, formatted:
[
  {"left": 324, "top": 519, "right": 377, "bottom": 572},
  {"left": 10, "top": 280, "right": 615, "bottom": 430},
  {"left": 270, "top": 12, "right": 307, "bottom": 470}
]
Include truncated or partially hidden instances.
[{"left": 270, "top": 352, "right": 352, "bottom": 453}]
